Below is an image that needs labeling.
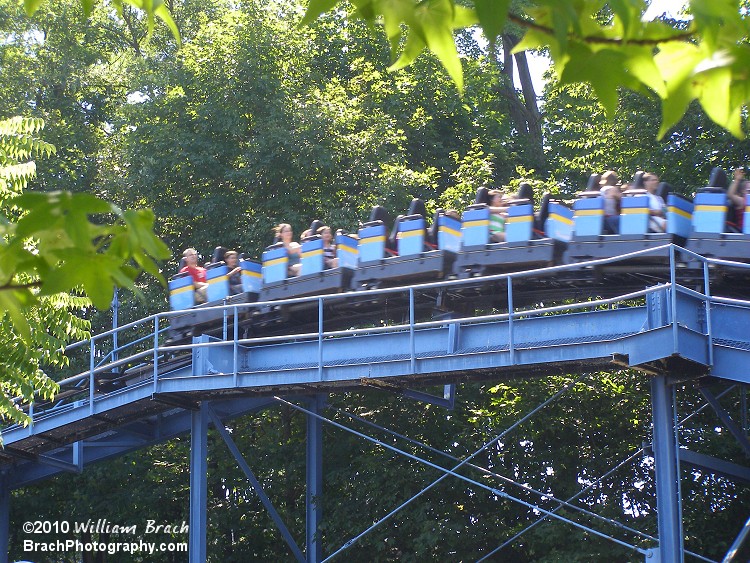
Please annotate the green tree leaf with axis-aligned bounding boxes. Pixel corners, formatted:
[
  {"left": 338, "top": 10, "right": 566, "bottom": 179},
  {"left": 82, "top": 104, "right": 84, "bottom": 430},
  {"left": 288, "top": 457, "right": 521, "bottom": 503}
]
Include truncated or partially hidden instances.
[
  {"left": 301, "top": 0, "right": 340, "bottom": 25},
  {"left": 558, "top": 44, "right": 629, "bottom": 120},
  {"left": 474, "top": 0, "right": 508, "bottom": 44},
  {"left": 22, "top": 0, "right": 43, "bottom": 16}
]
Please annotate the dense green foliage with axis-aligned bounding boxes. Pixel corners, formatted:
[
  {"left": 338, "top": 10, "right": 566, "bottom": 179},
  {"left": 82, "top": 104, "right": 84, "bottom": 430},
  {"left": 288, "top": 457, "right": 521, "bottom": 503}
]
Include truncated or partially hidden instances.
[
  {"left": 304, "top": 0, "right": 750, "bottom": 140},
  {"left": 0, "top": 116, "right": 169, "bottom": 425},
  {"left": 3, "top": 0, "right": 750, "bottom": 561}
]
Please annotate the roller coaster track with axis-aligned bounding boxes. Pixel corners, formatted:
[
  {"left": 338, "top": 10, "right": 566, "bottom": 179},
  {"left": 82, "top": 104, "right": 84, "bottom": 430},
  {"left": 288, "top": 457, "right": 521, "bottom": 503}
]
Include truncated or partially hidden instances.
[{"left": 1, "top": 245, "right": 749, "bottom": 562}]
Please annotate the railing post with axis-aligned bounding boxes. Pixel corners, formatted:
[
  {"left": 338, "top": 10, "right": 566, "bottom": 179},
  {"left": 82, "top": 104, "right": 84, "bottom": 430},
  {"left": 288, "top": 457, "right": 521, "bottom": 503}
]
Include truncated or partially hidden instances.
[
  {"left": 702, "top": 259, "right": 714, "bottom": 366},
  {"left": 233, "top": 305, "right": 239, "bottom": 387},
  {"left": 318, "top": 297, "right": 324, "bottom": 381},
  {"left": 112, "top": 288, "right": 119, "bottom": 363},
  {"left": 89, "top": 337, "right": 96, "bottom": 415},
  {"left": 222, "top": 299, "right": 228, "bottom": 340},
  {"left": 409, "top": 288, "right": 415, "bottom": 374},
  {"left": 153, "top": 316, "right": 160, "bottom": 394},
  {"left": 669, "top": 245, "right": 678, "bottom": 353},
  {"left": 28, "top": 399, "right": 34, "bottom": 436},
  {"left": 507, "top": 277, "right": 515, "bottom": 365}
]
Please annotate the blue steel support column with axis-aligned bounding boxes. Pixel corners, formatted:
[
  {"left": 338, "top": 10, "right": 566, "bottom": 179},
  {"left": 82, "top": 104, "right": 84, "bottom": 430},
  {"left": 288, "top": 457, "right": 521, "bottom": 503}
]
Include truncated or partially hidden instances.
[
  {"left": 651, "top": 375, "right": 683, "bottom": 563},
  {"left": 189, "top": 402, "right": 208, "bottom": 563},
  {"left": 0, "top": 472, "right": 9, "bottom": 563},
  {"left": 306, "top": 394, "right": 325, "bottom": 563}
]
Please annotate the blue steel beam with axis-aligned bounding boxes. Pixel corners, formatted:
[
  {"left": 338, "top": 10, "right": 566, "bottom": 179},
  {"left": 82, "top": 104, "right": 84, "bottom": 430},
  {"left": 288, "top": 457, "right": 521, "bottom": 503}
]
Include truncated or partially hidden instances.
[
  {"left": 699, "top": 387, "right": 750, "bottom": 456},
  {"left": 189, "top": 403, "right": 208, "bottom": 563},
  {"left": 723, "top": 515, "right": 750, "bottom": 563},
  {"left": 335, "top": 407, "right": 701, "bottom": 563},
  {"left": 159, "top": 308, "right": 676, "bottom": 392},
  {"left": 401, "top": 384, "right": 455, "bottom": 409},
  {"left": 477, "top": 448, "right": 650, "bottom": 562},
  {"left": 275, "top": 396, "right": 648, "bottom": 562},
  {"left": 11, "top": 285, "right": 750, "bottom": 458},
  {"left": 206, "top": 407, "right": 305, "bottom": 562},
  {"left": 7, "top": 396, "right": 277, "bottom": 489},
  {"left": 480, "top": 386, "right": 735, "bottom": 563},
  {"left": 651, "top": 375, "right": 684, "bottom": 563},
  {"left": 333, "top": 406, "right": 675, "bottom": 554},
  {"left": 708, "top": 301, "right": 750, "bottom": 384},
  {"left": 680, "top": 449, "right": 750, "bottom": 485},
  {"left": 306, "top": 395, "right": 325, "bottom": 563}
]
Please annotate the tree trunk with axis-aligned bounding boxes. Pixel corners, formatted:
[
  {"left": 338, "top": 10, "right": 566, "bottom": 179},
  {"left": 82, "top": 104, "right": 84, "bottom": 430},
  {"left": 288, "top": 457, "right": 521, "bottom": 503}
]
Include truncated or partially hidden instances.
[
  {"left": 513, "top": 48, "right": 545, "bottom": 170},
  {"left": 497, "top": 34, "right": 546, "bottom": 172},
  {"left": 498, "top": 36, "right": 529, "bottom": 136}
]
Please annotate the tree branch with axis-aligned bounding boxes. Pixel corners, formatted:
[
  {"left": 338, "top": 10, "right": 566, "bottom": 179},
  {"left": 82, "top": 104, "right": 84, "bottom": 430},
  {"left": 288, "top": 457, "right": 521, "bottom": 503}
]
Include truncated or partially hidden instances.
[
  {"left": 507, "top": 12, "right": 694, "bottom": 46},
  {"left": 0, "top": 280, "right": 42, "bottom": 292}
]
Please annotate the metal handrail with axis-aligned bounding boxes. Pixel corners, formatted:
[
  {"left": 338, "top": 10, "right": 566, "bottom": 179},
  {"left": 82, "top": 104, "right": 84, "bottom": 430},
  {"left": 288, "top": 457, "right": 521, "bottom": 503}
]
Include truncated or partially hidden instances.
[
  {"left": 153, "top": 283, "right": 667, "bottom": 355},
  {"left": 52, "top": 244, "right": 750, "bottom": 357},
  {"left": 9, "top": 244, "right": 750, "bottom": 430}
]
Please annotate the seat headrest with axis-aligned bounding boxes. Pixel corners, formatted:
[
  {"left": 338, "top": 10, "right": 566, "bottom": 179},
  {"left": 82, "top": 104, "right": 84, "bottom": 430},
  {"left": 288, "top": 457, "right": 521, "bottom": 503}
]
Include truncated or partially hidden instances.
[
  {"left": 309, "top": 219, "right": 324, "bottom": 235},
  {"left": 586, "top": 173, "right": 602, "bottom": 191},
  {"left": 631, "top": 171, "right": 645, "bottom": 190},
  {"left": 211, "top": 246, "right": 227, "bottom": 264},
  {"left": 506, "top": 198, "right": 531, "bottom": 206},
  {"left": 517, "top": 182, "right": 534, "bottom": 204},
  {"left": 708, "top": 167, "right": 728, "bottom": 189},
  {"left": 622, "top": 188, "right": 647, "bottom": 196},
  {"left": 360, "top": 220, "right": 385, "bottom": 229},
  {"left": 698, "top": 186, "right": 726, "bottom": 194},
  {"left": 368, "top": 205, "right": 388, "bottom": 223},
  {"left": 408, "top": 198, "right": 427, "bottom": 217},
  {"left": 656, "top": 181, "right": 671, "bottom": 200},
  {"left": 475, "top": 187, "right": 490, "bottom": 205}
]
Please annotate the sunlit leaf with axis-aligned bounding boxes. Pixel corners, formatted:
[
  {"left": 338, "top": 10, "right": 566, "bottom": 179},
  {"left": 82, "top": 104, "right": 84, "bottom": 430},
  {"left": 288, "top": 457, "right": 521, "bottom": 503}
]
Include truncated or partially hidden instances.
[
  {"left": 696, "top": 66, "right": 743, "bottom": 138},
  {"left": 559, "top": 44, "right": 628, "bottom": 120},
  {"left": 0, "top": 291, "right": 32, "bottom": 342},
  {"left": 154, "top": 3, "right": 181, "bottom": 45},
  {"left": 412, "top": 0, "right": 463, "bottom": 92},
  {"left": 389, "top": 29, "right": 427, "bottom": 70},
  {"left": 474, "top": 0, "right": 509, "bottom": 43},
  {"left": 658, "top": 79, "right": 694, "bottom": 139},
  {"left": 81, "top": 0, "right": 95, "bottom": 16},
  {"left": 23, "top": 0, "right": 43, "bottom": 16},
  {"left": 623, "top": 46, "right": 666, "bottom": 97},
  {"left": 452, "top": 5, "right": 477, "bottom": 28},
  {"left": 301, "top": 0, "right": 340, "bottom": 25}
]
